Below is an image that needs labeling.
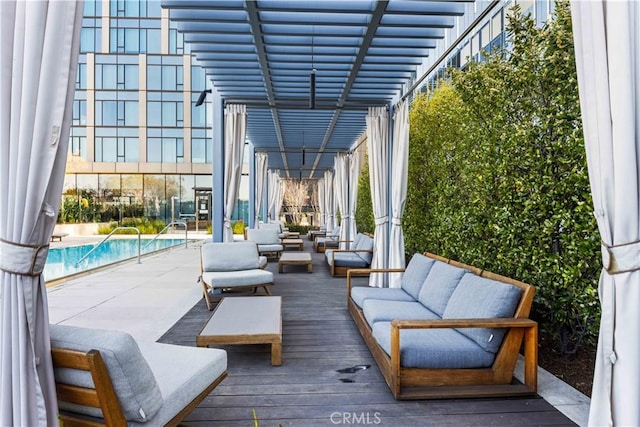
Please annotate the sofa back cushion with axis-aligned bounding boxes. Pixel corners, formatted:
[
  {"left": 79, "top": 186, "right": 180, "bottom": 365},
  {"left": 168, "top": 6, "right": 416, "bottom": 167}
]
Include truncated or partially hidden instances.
[
  {"left": 355, "top": 234, "right": 374, "bottom": 264},
  {"left": 417, "top": 261, "right": 467, "bottom": 316},
  {"left": 246, "top": 228, "right": 280, "bottom": 245},
  {"left": 201, "top": 241, "right": 261, "bottom": 271},
  {"left": 401, "top": 254, "right": 436, "bottom": 300},
  {"left": 442, "top": 274, "right": 523, "bottom": 353},
  {"left": 50, "top": 324, "right": 163, "bottom": 422}
]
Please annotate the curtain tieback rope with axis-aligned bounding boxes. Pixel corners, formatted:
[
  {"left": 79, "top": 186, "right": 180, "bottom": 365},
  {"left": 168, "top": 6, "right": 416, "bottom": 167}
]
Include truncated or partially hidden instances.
[
  {"left": 374, "top": 216, "right": 388, "bottom": 226},
  {"left": 0, "top": 238, "right": 50, "bottom": 276},
  {"left": 391, "top": 217, "right": 402, "bottom": 226},
  {"left": 601, "top": 239, "right": 640, "bottom": 274}
]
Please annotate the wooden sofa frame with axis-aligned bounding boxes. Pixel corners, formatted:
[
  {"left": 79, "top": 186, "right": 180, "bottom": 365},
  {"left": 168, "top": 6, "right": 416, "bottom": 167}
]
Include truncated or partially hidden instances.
[
  {"left": 51, "top": 346, "right": 227, "bottom": 427},
  {"left": 346, "top": 252, "right": 538, "bottom": 400}
]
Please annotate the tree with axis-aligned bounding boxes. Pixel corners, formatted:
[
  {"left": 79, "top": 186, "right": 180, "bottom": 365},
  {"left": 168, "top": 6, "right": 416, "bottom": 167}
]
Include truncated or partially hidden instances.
[{"left": 282, "top": 179, "right": 310, "bottom": 225}]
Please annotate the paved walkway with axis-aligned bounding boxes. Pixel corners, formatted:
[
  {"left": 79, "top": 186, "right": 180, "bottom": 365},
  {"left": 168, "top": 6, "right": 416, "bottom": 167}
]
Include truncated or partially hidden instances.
[{"left": 46, "top": 238, "right": 591, "bottom": 426}]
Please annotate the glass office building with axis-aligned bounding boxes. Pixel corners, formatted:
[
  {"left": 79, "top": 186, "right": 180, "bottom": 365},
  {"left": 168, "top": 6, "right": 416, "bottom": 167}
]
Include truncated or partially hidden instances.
[{"left": 62, "top": 0, "right": 240, "bottom": 225}]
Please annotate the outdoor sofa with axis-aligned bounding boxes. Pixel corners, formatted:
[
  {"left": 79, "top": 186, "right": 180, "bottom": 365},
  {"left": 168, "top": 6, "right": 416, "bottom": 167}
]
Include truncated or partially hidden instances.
[
  {"left": 313, "top": 226, "right": 341, "bottom": 252},
  {"left": 199, "top": 241, "right": 273, "bottom": 310},
  {"left": 346, "top": 252, "right": 537, "bottom": 399},
  {"left": 324, "top": 232, "right": 374, "bottom": 276},
  {"left": 50, "top": 324, "right": 227, "bottom": 426}
]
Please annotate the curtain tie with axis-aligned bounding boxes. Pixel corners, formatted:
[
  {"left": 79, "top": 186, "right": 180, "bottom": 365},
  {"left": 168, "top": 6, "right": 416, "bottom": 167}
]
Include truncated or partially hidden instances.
[
  {"left": 374, "top": 216, "right": 388, "bottom": 226},
  {"left": 0, "top": 238, "right": 50, "bottom": 276},
  {"left": 391, "top": 217, "right": 402, "bottom": 226},
  {"left": 601, "top": 239, "right": 640, "bottom": 274}
]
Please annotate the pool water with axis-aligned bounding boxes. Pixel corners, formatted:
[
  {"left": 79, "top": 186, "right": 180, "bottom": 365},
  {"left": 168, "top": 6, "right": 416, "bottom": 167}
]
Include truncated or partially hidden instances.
[{"left": 44, "top": 238, "right": 186, "bottom": 282}]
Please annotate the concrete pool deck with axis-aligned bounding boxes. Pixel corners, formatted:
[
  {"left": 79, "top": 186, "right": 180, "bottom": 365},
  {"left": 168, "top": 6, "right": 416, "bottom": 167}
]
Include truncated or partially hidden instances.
[{"left": 45, "top": 236, "right": 591, "bottom": 426}]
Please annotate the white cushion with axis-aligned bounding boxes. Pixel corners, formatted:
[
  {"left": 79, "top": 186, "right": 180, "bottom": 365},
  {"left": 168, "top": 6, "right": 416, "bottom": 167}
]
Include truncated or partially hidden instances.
[{"left": 202, "top": 269, "right": 273, "bottom": 287}]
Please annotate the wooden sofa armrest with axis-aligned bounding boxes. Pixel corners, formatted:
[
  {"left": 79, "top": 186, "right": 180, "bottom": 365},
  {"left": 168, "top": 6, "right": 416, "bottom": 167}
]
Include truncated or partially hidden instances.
[
  {"left": 346, "top": 268, "right": 405, "bottom": 296},
  {"left": 389, "top": 318, "right": 538, "bottom": 393}
]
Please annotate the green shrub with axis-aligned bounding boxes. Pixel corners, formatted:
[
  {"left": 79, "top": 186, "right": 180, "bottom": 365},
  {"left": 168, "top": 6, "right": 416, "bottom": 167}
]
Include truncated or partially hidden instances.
[
  {"left": 232, "top": 220, "right": 246, "bottom": 234},
  {"left": 355, "top": 153, "right": 374, "bottom": 234},
  {"left": 404, "top": 2, "right": 600, "bottom": 354},
  {"left": 98, "top": 218, "right": 168, "bottom": 235}
]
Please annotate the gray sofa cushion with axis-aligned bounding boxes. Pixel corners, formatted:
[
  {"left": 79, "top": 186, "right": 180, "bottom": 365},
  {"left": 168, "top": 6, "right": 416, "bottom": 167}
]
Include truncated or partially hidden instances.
[
  {"left": 417, "top": 262, "right": 467, "bottom": 316},
  {"left": 401, "top": 254, "right": 436, "bottom": 300},
  {"left": 202, "top": 269, "right": 273, "bottom": 287},
  {"left": 371, "top": 321, "right": 495, "bottom": 369},
  {"left": 132, "top": 342, "right": 227, "bottom": 427},
  {"left": 326, "top": 250, "right": 369, "bottom": 268},
  {"left": 442, "top": 274, "right": 523, "bottom": 353},
  {"left": 363, "top": 299, "right": 439, "bottom": 327},
  {"left": 201, "top": 241, "right": 261, "bottom": 271},
  {"left": 355, "top": 235, "right": 374, "bottom": 264},
  {"left": 50, "top": 324, "right": 163, "bottom": 422},
  {"left": 350, "top": 287, "right": 415, "bottom": 308},
  {"left": 257, "top": 243, "right": 284, "bottom": 253}
]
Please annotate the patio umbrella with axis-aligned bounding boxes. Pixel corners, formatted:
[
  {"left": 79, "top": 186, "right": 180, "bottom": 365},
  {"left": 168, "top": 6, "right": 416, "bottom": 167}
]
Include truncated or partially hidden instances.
[
  {"left": 388, "top": 100, "right": 409, "bottom": 288},
  {"left": 0, "top": 1, "right": 82, "bottom": 425},
  {"left": 367, "top": 106, "right": 390, "bottom": 287},
  {"left": 571, "top": 1, "right": 640, "bottom": 426}
]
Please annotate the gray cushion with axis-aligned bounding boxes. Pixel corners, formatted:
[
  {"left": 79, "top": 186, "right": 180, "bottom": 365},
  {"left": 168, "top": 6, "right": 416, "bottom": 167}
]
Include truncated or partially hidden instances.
[
  {"left": 371, "top": 321, "right": 495, "bottom": 369},
  {"left": 442, "top": 274, "right": 523, "bottom": 353},
  {"left": 326, "top": 251, "right": 369, "bottom": 268},
  {"left": 257, "top": 243, "right": 284, "bottom": 253},
  {"left": 202, "top": 269, "right": 273, "bottom": 287},
  {"left": 401, "top": 254, "right": 436, "bottom": 300},
  {"left": 132, "top": 342, "right": 227, "bottom": 427},
  {"left": 246, "top": 228, "right": 281, "bottom": 245},
  {"left": 50, "top": 324, "right": 163, "bottom": 422},
  {"left": 350, "top": 287, "right": 415, "bottom": 308},
  {"left": 417, "top": 262, "right": 467, "bottom": 316},
  {"left": 316, "top": 237, "right": 339, "bottom": 248},
  {"left": 363, "top": 299, "right": 439, "bottom": 327},
  {"left": 201, "top": 241, "right": 260, "bottom": 271}
]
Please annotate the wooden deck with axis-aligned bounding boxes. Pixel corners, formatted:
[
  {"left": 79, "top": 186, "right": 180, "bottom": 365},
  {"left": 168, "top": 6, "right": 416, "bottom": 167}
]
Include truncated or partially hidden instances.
[{"left": 159, "top": 239, "right": 576, "bottom": 426}]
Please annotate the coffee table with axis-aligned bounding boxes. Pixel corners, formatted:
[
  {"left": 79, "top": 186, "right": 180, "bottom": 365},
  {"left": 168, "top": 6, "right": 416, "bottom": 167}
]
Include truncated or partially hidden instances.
[
  {"left": 197, "top": 296, "right": 282, "bottom": 366},
  {"left": 282, "top": 238, "right": 304, "bottom": 250},
  {"left": 278, "top": 251, "right": 312, "bottom": 273}
]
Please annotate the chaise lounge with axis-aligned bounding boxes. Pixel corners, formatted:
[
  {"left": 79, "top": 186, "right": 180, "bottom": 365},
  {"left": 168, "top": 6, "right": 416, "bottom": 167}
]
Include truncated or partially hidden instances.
[
  {"left": 346, "top": 252, "right": 537, "bottom": 399},
  {"left": 50, "top": 324, "right": 227, "bottom": 426}
]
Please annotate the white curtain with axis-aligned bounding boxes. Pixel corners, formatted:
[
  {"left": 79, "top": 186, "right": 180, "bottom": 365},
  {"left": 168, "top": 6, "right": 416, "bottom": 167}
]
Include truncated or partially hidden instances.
[
  {"left": 276, "top": 178, "right": 285, "bottom": 223},
  {"left": 0, "top": 2, "right": 82, "bottom": 425},
  {"left": 324, "top": 170, "right": 335, "bottom": 232},
  {"left": 254, "top": 152, "right": 268, "bottom": 227},
  {"left": 267, "top": 170, "right": 277, "bottom": 221},
  {"left": 348, "top": 151, "right": 361, "bottom": 243},
  {"left": 571, "top": 2, "right": 640, "bottom": 426},
  {"left": 223, "top": 104, "right": 247, "bottom": 241},
  {"left": 367, "top": 107, "right": 390, "bottom": 287},
  {"left": 388, "top": 100, "right": 409, "bottom": 288},
  {"left": 318, "top": 178, "right": 326, "bottom": 229},
  {"left": 334, "top": 154, "right": 350, "bottom": 249}
]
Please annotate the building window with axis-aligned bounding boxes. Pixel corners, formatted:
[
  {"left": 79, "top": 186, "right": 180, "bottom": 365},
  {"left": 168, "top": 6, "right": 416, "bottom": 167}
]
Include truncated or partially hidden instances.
[
  {"left": 95, "top": 64, "right": 139, "bottom": 90},
  {"left": 96, "top": 100, "right": 138, "bottom": 126},
  {"left": 147, "top": 138, "right": 184, "bottom": 163},
  {"left": 490, "top": 9, "right": 504, "bottom": 52},
  {"left": 147, "top": 101, "right": 183, "bottom": 127},
  {"left": 73, "top": 100, "right": 87, "bottom": 125},
  {"left": 80, "top": 25, "right": 101, "bottom": 53},
  {"left": 95, "top": 137, "right": 139, "bottom": 162},
  {"left": 84, "top": 0, "right": 101, "bottom": 17},
  {"left": 76, "top": 63, "right": 87, "bottom": 89},
  {"left": 169, "top": 28, "right": 185, "bottom": 54},
  {"left": 147, "top": 65, "right": 183, "bottom": 91},
  {"left": 69, "top": 136, "right": 87, "bottom": 159}
]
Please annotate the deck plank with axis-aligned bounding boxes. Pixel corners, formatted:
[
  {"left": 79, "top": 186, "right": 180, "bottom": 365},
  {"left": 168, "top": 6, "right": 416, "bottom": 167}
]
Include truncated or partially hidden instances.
[{"left": 158, "top": 239, "right": 576, "bottom": 426}]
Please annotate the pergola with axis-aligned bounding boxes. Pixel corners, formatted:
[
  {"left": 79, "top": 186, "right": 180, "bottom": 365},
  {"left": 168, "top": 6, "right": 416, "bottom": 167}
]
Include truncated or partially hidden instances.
[{"left": 161, "top": 0, "right": 470, "bottom": 243}]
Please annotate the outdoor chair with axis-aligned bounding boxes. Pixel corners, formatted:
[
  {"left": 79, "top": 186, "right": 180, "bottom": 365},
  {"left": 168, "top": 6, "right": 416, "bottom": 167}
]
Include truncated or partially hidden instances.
[
  {"left": 199, "top": 241, "right": 274, "bottom": 310},
  {"left": 245, "top": 228, "right": 284, "bottom": 259},
  {"left": 313, "top": 226, "right": 341, "bottom": 252},
  {"left": 324, "top": 232, "right": 374, "bottom": 276},
  {"left": 50, "top": 324, "right": 227, "bottom": 426}
]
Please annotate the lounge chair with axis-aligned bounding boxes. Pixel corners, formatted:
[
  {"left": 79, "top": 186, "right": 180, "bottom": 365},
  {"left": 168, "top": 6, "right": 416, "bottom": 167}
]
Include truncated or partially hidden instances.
[
  {"left": 245, "top": 228, "right": 284, "bottom": 259},
  {"left": 199, "top": 241, "right": 274, "bottom": 310},
  {"left": 314, "top": 226, "right": 341, "bottom": 252},
  {"left": 50, "top": 324, "right": 227, "bottom": 426}
]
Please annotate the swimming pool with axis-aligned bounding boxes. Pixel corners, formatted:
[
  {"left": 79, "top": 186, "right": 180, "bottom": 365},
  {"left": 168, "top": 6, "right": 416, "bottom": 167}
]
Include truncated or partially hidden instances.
[{"left": 44, "top": 238, "right": 186, "bottom": 282}]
